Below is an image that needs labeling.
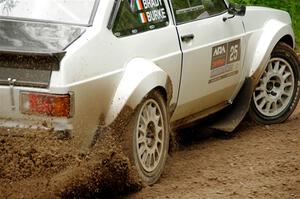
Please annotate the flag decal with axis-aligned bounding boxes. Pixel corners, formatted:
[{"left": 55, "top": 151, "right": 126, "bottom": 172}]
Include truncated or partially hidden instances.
[
  {"left": 136, "top": 0, "right": 144, "bottom": 11},
  {"left": 139, "top": 12, "right": 147, "bottom": 23}
]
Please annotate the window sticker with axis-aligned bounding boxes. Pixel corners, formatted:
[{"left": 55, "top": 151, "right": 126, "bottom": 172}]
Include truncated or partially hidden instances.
[
  {"left": 113, "top": 0, "right": 168, "bottom": 37},
  {"left": 209, "top": 39, "right": 241, "bottom": 83},
  {"left": 130, "top": 0, "right": 168, "bottom": 24}
]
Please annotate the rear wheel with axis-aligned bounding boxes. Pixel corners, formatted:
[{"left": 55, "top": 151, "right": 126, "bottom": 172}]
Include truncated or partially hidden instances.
[
  {"left": 249, "top": 42, "right": 300, "bottom": 124},
  {"left": 124, "top": 90, "right": 169, "bottom": 185}
]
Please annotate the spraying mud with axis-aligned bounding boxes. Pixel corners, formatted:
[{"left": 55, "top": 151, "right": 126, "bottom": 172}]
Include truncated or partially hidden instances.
[{"left": 0, "top": 128, "right": 142, "bottom": 198}]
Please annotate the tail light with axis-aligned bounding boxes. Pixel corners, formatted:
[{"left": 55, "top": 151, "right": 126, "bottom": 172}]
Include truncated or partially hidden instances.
[{"left": 20, "top": 92, "right": 73, "bottom": 118}]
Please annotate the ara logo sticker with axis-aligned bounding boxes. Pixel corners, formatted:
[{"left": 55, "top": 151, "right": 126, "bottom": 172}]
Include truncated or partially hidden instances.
[
  {"left": 213, "top": 45, "right": 226, "bottom": 56},
  {"left": 210, "top": 39, "right": 241, "bottom": 83},
  {"left": 212, "top": 43, "right": 227, "bottom": 69}
]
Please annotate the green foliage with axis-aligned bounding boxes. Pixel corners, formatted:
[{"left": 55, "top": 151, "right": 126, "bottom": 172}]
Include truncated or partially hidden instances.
[{"left": 231, "top": 0, "right": 300, "bottom": 49}]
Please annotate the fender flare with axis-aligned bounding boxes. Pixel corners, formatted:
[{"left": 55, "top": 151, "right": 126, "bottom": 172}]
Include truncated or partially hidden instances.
[
  {"left": 105, "top": 58, "right": 172, "bottom": 125},
  {"left": 247, "top": 19, "right": 295, "bottom": 83}
]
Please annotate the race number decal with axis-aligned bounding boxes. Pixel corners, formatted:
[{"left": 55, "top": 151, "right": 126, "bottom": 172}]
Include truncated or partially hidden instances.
[
  {"left": 210, "top": 39, "right": 241, "bottom": 83},
  {"left": 228, "top": 40, "right": 241, "bottom": 64}
]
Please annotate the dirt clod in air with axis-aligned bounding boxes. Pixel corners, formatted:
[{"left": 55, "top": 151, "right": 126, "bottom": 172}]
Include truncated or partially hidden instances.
[{"left": 0, "top": 128, "right": 142, "bottom": 198}]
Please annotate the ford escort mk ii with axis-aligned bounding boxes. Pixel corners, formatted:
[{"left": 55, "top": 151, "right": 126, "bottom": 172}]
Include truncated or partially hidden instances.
[{"left": 0, "top": 0, "right": 299, "bottom": 184}]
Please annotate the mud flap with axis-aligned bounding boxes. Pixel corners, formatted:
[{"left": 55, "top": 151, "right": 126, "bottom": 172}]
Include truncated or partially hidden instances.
[{"left": 210, "top": 78, "right": 254, "bottom": 132}]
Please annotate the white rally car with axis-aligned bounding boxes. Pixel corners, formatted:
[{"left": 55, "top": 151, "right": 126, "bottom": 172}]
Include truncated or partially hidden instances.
[{"left": 0, "top": 0, "right": 299, "bottom": 184}]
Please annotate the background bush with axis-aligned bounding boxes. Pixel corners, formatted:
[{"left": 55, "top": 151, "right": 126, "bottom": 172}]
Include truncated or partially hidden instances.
[{"left": 232, "top": 0, "right": 300, "bottom": 49}]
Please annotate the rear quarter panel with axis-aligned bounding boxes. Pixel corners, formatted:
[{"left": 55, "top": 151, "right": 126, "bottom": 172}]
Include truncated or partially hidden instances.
[{"left": 50, "top": 0, "right": 182, "bottom": 149}]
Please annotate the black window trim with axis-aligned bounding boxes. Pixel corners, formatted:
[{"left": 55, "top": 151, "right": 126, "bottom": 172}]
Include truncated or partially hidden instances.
[
  {"left": 107, "top": 0, "right": 122, "bottom": 30},
  {"left": 169, "top": 0, "right": 229, "bottom": 25},
  {"left": 88, "top": 0, "right": 101, "bottom": 26}
]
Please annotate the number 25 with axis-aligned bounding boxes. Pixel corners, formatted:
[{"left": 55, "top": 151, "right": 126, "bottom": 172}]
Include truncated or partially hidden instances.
[{"left": 230, "top": 45, "right": 239, "bottom": 62}]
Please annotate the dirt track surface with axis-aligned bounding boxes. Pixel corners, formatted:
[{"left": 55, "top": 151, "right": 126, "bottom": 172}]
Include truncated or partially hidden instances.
[{"left": 126, "top": 107, "right": 300, "bottom": 199}]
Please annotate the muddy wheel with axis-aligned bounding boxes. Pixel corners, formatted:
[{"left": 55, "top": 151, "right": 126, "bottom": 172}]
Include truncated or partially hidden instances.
[
  {"left": 125, "top": 90, "right": 169, "bottom": 185},
  {"left": 249, "top": 42, "right": 300, "bottom": 124}
]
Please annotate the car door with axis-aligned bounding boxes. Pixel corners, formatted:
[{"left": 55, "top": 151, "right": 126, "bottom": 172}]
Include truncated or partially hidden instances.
[
  {"left": 109, "top": 0, "right": 182, "bottom": 110},
  {"left": 171, "top": 0, "right": 246, "bottom": 121}
]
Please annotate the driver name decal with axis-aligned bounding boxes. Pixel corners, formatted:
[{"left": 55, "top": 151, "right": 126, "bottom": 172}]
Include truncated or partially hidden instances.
[
  {"left": 143, "top": 0, "right": 162, "bottom": 9},
  {"left": 132, "top": 0, "right": 167, "bottom": 24},
  {"left": 209, "top": 39, "right": 241, "bottom": 83}
]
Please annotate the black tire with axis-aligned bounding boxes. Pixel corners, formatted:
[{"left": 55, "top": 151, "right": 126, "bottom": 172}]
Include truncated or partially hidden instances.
[
  {"left": 249, "top": 42, "right": 300, "bottom": 124},
  {"left": 123, "top": 90, "right": 169, "bottom": 185}
]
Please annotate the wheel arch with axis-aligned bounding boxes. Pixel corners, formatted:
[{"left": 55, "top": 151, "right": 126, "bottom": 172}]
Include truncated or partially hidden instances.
[
  {"left": 278, "top": 34, "right": 294, "bottom": 49},
  {"left": 104, "top": 58, "right": 172, "bottom": 125},
  {"left": 246, "top": 19, "right": 295, "bottom": 84},
  {"left": 154, "top": 86, "right": 168, "bottom": 103}
]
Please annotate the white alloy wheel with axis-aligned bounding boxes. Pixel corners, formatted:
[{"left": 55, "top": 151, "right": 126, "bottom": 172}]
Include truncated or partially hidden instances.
[
  {"left": 249, "top": 42, "right": 300, "bottom": 124},
  {"left": 253, "top": 58, "right": 295, "bottom": 117},
  {"left": 136, "top": 99, "right": 165, "bottom": 173},
  {"left": 124, "top": 90, "right": 169, "bottom": 185}
]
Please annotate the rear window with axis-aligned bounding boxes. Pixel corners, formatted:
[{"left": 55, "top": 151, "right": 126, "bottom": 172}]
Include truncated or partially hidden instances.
[{"left": 0, "top": 0, "right": 99, "bottom": 25}]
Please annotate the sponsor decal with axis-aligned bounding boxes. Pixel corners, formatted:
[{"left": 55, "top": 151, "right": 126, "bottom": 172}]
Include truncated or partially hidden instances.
[
  {"left": 209, "top": 39, "right": 241, "bottom": 83},
  {"left": 211, "top": 43, "right": 227, "bottom": 69}
]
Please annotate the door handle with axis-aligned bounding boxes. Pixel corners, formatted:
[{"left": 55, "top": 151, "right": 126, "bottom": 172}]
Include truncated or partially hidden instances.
[{"left": 181, "top": 34, "right": 194, "bottom": 42}]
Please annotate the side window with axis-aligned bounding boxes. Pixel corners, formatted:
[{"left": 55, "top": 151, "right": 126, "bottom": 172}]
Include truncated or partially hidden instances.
[
  {"left": 113, "top": 0, "right": 169, "bottom": 37},
  {"left": 172, "top": 0, "right": 227, "bottom": 24}
]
